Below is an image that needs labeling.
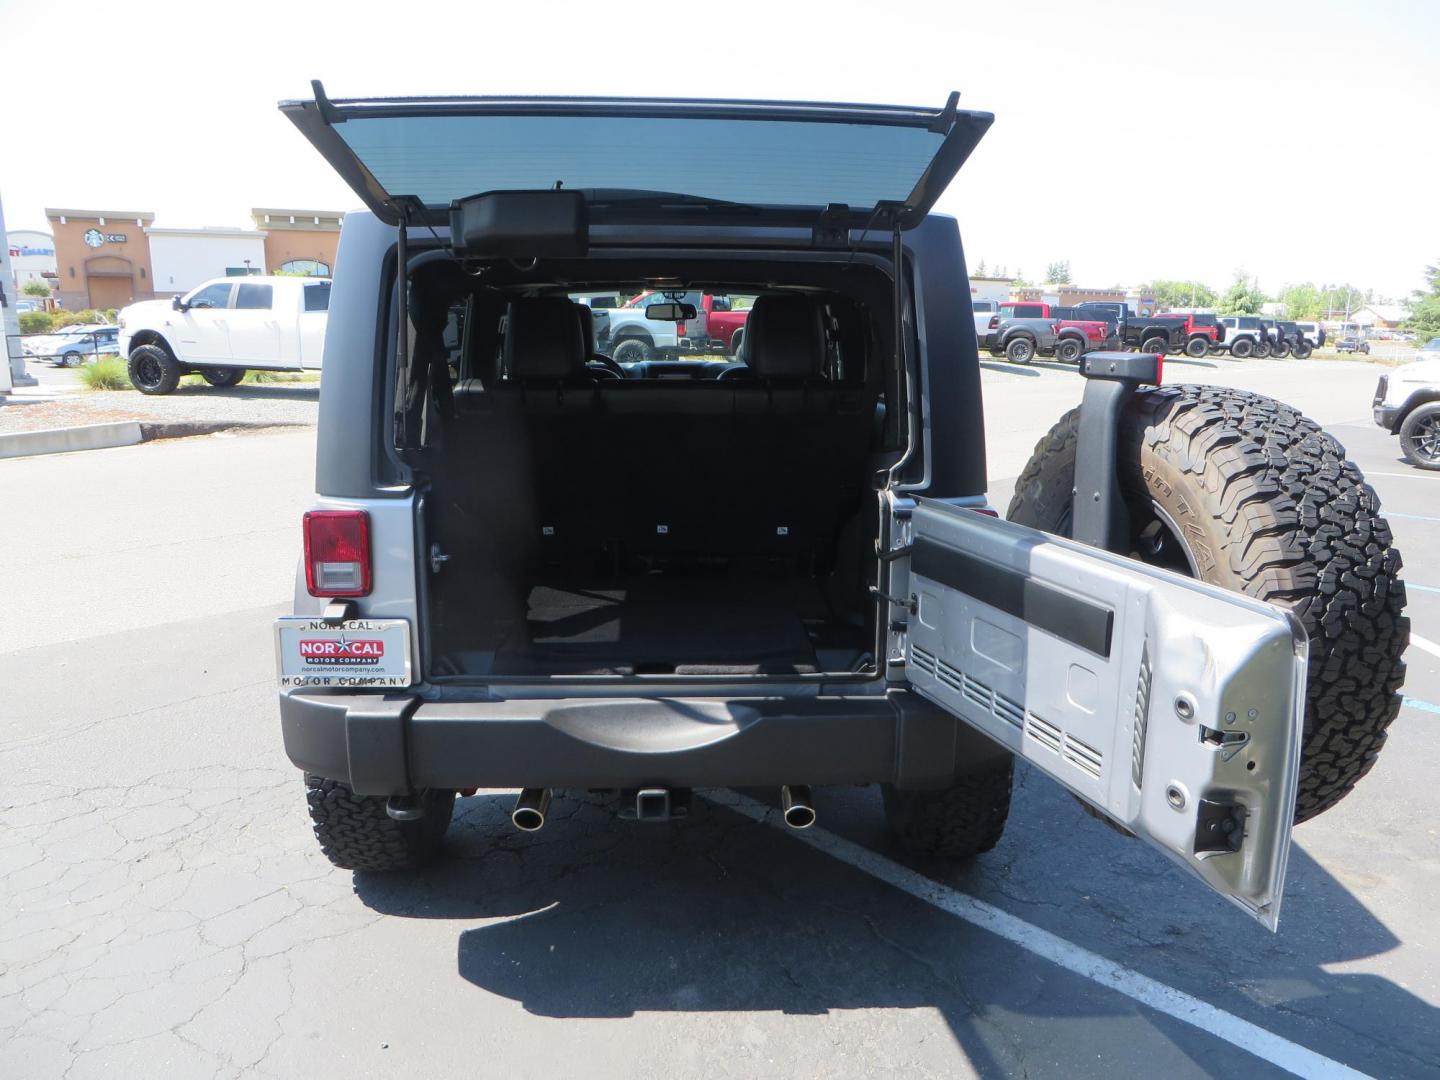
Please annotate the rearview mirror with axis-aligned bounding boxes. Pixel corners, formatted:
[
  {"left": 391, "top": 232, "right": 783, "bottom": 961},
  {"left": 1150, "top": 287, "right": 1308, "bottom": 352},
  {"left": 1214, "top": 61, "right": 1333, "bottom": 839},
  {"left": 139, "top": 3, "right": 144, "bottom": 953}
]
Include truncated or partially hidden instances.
[
  {"left": 171, "top": 295, "right": 187, "bottom": 312},
  {"left": 645, "top": 302, "right": 696, "bottom": 322}
]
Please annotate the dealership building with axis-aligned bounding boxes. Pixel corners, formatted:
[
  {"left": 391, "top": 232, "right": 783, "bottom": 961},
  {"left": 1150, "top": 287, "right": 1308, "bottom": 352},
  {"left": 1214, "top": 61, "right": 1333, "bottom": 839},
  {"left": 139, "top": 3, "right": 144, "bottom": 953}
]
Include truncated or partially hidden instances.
[{"left": 45, "top": 207, "right": 344, "bottom": 310}]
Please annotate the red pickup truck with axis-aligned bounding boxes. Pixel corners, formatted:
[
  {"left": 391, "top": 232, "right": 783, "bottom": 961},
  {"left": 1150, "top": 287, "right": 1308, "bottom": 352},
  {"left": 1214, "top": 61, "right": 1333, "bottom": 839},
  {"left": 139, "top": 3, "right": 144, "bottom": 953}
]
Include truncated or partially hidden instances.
[{"left": 999, "top": 302, "right": 1116, "bottom": 362}]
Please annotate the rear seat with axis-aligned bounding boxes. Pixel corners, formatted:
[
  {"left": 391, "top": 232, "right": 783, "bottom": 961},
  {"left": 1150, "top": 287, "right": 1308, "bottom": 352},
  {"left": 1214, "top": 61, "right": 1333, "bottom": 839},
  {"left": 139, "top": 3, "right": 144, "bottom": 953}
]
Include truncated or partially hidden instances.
[
  {"left": 724, "top": 295, "right": 871, "bottom": 554},
  {"left": 453, "top": 293, "right": 872, "bottom": 567}
]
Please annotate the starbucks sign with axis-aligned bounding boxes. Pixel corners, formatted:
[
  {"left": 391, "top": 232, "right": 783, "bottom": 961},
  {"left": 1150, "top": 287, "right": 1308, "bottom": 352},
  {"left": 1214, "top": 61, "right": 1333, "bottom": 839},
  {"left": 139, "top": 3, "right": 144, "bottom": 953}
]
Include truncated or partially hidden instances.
[{"left": 82, "top": 228, "right": 127, "bottom": 248}]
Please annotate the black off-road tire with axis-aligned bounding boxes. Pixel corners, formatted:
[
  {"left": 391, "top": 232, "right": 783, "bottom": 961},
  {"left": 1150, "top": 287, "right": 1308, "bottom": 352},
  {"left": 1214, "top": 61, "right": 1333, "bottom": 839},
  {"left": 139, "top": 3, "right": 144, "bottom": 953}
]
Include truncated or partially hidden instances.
[
  {"left": 1055, "top": 337, "right": 1084, "bottom": 363},
  {"left": 1292, "top": 342, "right": 1314, "bottom": 360},
  {"left": 1006, "top": 385, "right": 1409, "bottom": 823},
  {"left": 304, "top": 775, "right": 456, "bottom": 871},
  {"left": 882, "top": 758, "right": 1014, "bottom": 859},
  {"left": 1229, "top": 337, "right": 1254, "bottom": 359},
  {"left": 1399, "top": 402, "right": 1440, "bottom": 470},
  {"left": 1184, "top": 336, "right": 1209, "bottom": 358},
  {"left": 611, "top": 336, "right": 653, "bottom": 364},
  {"left": 201, "top": 367, "right": 245, "bottom": 387},
  {"left": 127, "top": 343, "right": 181, "bottom": 395},
  {"left": 1005, "top": 336, "right": 1035, "bottom": 364},
  {"left": 1271, "top": 341, "right": 1291, "bottom": 359},
  {"left": 1140, "top": 335, "right": 1167, "bottom": 355}
]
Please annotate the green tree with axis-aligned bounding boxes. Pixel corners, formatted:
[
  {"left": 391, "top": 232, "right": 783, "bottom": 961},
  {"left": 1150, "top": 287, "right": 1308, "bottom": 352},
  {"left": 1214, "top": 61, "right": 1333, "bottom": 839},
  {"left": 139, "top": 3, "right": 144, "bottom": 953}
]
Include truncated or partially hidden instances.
[
  {"left": 1278, "top": 283, "right": 1324, "bottom": 319},
  {"left": 21, "top": 279, "right": 51, "bottom": 297},
  {"left": 1219, "top": 274, "right": 1268, "bottom": 315},
  {"left": 19, "top": 311, "right": 54, "bottom": 335},
  {"left": 974, "top": 258, "right": 988, "bottom": 277},
  {"left": 1144, "top": 279, "right": 1218, "bottom": 310},
  {"left": 1011, "top": 267, "right": 1030, "bottom": 286},
  {"left": 1045, "top": 260, "right": 1072, "bottom": 285},
  {"left": 1405, "top": 258, "right": 1440, "bottom": 340}
]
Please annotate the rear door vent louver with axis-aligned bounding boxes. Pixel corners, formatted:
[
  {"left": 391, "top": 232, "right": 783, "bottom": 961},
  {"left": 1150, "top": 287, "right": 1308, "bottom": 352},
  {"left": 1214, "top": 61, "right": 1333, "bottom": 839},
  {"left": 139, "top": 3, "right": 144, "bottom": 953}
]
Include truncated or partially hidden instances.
[{"left": 908, "top": 646, "right": 1105, "bottom": 782}]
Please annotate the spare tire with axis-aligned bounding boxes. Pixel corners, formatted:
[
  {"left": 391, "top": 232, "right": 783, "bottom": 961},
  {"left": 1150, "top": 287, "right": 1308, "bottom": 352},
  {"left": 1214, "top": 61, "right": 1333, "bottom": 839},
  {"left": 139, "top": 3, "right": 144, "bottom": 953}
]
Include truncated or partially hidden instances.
[{"left": 1007, "top": 385, "right": 1409, "bottom": 823}]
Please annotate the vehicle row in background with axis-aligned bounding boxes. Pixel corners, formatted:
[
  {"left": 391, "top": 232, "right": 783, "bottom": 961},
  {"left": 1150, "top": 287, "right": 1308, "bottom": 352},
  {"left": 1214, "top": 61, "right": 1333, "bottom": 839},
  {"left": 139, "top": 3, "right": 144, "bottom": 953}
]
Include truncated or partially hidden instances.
[{"left": 974, "top": 298, "right": 1329, "bottom": 364}]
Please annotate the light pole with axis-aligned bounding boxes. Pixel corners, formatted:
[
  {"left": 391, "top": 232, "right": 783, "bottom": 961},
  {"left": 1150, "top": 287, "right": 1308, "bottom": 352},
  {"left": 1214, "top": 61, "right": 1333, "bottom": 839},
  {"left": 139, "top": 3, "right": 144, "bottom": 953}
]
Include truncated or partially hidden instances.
[{"left": 0, "top": 189, "right": 39, "bottom": 390}]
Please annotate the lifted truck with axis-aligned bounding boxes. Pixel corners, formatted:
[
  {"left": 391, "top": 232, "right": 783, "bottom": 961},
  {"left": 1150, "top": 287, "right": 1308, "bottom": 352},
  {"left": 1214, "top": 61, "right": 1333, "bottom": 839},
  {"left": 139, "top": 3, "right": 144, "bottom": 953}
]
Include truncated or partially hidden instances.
[
  {"left": 998, "top": 301, "right": 1115, "bottom": 362},
  {"left": 274, "top": 86, "right": 1408, "bottom": 929},
  {"left": 1071, "top": 302, "right": 1192, "bottom": 355}
]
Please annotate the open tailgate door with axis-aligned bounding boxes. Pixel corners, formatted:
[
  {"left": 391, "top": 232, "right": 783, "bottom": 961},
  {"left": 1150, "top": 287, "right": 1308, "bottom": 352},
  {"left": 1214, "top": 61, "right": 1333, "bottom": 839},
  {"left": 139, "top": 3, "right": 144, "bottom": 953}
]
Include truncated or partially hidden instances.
[
  {"left": 280, "top": 83, "right": 992, "bottom": 229},
  {"left": 901, "top": 500, "right": 1307, "bottom": 929}
]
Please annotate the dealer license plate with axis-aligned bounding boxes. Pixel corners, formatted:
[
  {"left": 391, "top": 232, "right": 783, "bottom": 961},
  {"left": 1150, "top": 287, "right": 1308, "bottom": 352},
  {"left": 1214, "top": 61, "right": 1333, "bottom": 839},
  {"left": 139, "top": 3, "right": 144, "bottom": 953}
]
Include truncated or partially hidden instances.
[{"left": 275, "top": 617, "right": 413, "bottom": 688}]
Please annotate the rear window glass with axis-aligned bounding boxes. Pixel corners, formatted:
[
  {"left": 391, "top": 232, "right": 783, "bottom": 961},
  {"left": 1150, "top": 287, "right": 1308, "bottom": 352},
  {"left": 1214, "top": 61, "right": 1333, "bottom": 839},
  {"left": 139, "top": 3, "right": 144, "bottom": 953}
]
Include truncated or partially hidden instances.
[
  {"left": 304, "top": 282, "right": 331, "bottom": 312},
  {"left": 1008, "top": 304, "right": 1045, "bottom": 318},
  {"left": 236, "top": 284, "right": 273, "bottom": 310},
  {"left": 335, "top": 114, "right": 947, "bottom": 210}
]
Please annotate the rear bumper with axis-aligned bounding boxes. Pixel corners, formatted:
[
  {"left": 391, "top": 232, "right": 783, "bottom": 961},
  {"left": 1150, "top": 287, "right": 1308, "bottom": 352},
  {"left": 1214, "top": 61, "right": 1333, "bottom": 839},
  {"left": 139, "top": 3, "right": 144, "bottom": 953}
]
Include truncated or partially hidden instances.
[{"left": 279, "top": 688, "right": 1008, "bottom": 795}]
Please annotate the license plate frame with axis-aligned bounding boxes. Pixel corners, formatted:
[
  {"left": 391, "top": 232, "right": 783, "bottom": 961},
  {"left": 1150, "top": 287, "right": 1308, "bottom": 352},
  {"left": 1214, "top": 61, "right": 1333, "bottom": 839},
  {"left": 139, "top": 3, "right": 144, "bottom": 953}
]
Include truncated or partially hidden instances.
[{"left": 275, "top": 617, "right": 413, "bottom": 688}]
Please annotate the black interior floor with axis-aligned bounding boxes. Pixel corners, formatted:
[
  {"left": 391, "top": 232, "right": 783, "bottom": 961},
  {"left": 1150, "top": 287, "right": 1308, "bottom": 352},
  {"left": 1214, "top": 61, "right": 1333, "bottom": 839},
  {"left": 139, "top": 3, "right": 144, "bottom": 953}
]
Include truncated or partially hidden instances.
[{"left": 493, "top": 574, "right": 840, "bottom": 675}]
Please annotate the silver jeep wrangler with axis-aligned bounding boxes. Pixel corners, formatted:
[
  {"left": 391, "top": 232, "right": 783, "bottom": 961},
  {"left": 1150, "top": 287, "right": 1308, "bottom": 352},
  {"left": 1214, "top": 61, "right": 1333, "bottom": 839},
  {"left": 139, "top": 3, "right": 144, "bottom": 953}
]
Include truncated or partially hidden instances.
[{"left": 275, "top": 86, "right": 1407, "bottom": 929}]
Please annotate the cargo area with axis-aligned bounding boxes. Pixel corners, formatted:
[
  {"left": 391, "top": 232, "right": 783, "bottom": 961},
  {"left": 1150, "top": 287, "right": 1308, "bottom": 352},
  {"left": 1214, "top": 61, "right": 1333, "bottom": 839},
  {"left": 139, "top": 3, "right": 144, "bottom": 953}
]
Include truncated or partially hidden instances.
[{"left": 411, "top": 260, "right": 901, "bottom": 681}]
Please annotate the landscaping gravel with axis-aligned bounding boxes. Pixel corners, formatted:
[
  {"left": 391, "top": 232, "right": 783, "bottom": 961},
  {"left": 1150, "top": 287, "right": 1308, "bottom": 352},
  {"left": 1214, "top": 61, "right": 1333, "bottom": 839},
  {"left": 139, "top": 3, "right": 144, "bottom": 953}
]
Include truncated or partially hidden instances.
[{"left": 0, "top": 382, "right": 319, "bottom": 435}]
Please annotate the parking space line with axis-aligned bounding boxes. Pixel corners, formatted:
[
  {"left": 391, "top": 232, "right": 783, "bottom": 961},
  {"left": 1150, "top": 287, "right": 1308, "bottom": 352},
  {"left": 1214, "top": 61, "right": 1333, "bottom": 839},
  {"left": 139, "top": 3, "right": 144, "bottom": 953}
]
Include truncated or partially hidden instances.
[
  {"left": 1403, "top": 698, "right": 1440, "bottom": 716},
  {"left": 1409, "top": 634, "right": 1440, "bottom": 660},
  {"left": 1366, "top": 471, "right": 1440, "bottom": 480},
  {"left": 1405, "top": 583, "right": 1440, "bottom": 595},
  {"left": 708, "top": 790, "right": 1370, "bottom": 1080}
]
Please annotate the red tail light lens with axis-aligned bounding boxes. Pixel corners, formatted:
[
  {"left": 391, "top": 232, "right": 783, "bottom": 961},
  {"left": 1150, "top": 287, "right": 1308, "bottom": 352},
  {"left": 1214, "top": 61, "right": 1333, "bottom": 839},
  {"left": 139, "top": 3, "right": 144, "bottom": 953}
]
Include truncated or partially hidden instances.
[
  {"left": 988, "top": 315, "right": 999, "bottom": 330},
  {"left": 303, "top": 510, "right": 371, "bottom": 597},
  {"left": 677, "top": 322, "right": 687, "bottom": 336}
]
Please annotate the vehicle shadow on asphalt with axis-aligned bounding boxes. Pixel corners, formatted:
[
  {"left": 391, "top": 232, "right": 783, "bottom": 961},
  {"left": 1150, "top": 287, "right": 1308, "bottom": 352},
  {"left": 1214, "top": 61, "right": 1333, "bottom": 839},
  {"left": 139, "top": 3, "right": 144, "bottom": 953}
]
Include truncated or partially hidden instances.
[
  {"left": 979, "top": 361, "right": 1041, "bottom": 378},
  {"left": 350, "top": 780, "right": 1439, "bottom": 1077}
]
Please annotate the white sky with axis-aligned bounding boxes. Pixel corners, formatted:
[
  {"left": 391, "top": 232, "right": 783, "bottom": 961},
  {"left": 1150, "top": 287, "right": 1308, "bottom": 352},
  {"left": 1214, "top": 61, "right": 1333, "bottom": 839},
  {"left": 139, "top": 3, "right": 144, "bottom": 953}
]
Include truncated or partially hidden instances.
[{"left": 2, "top": 0, "right": 1434, "bottom": 299}]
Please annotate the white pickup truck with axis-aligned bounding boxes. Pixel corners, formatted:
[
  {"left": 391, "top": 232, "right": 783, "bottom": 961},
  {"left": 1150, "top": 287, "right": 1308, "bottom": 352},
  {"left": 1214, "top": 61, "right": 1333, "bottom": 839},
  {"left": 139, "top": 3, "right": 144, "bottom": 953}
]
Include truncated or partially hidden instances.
[
  {"left": 118, "top": 275, "right": 330, "bottom": 394},
  {"left": 972, "top": 298, "right": 1000, "bottom": 347}
]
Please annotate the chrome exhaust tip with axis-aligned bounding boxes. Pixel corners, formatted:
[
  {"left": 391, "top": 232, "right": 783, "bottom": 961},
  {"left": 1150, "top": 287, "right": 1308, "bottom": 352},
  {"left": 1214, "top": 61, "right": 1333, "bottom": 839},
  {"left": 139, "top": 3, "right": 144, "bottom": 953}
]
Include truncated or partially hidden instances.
[
  {"left": 512, "top": 788, "right": 551, "bottom": 832},
  {"left": 781, "top": 785, "right": 816, "bottom": 829}
]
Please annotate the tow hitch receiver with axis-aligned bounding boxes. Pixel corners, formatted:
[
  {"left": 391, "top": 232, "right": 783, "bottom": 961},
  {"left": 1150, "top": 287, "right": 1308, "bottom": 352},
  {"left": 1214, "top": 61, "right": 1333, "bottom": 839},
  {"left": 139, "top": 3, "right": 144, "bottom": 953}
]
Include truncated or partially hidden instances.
[
  {"left": 622, "top": 788, "right": 691, "bottom": 822},
  {"left": 1072, "top": 351, "right": 1161, "bottom": 553}
]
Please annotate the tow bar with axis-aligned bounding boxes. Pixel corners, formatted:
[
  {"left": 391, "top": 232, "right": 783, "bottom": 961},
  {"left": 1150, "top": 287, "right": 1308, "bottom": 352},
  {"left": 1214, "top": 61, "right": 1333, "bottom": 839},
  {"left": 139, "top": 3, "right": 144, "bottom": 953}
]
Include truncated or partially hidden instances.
[{"left": 1071, "top": 351, "right": 1161, "bottom": 553}]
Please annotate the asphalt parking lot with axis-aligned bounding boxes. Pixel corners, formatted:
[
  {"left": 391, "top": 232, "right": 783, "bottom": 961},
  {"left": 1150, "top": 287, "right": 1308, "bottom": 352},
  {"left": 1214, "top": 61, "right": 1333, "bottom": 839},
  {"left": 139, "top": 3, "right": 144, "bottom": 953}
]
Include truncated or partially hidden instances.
[{"left": 3, "top": 356, "right": 1438, "bottom": 1079}]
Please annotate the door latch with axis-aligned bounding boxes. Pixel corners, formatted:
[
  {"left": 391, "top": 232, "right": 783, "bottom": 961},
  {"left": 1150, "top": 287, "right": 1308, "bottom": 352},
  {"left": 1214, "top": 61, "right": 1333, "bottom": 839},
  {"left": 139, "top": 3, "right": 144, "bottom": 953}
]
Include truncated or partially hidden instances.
[
  {"left": 429, "top": 543, "right": 451, "bottom": 574},
  {"left": 870, "top": 586, "right": 917, "bottom": 614}
]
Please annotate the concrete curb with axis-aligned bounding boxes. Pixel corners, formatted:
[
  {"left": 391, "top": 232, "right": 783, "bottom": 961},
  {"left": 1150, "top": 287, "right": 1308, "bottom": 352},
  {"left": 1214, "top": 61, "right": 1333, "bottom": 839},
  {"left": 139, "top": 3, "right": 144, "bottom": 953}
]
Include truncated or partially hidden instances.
[{"left": 0, "top": 420, "right": 304, "bottom": 460}]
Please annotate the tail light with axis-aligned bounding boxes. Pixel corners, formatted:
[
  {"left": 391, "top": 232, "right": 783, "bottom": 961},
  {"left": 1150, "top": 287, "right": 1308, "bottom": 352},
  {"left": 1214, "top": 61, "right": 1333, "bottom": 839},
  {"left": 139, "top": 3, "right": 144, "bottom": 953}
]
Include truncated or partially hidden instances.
[
  {"left": 676, "top": 321, "right": 687, "bottom": 336},
  {"left": 988, "top": 315, "right": 999, "bottom": 330},
  {"left": 304, "top": 510, "right": 371, "bottom": 597},
  {"left": 966, "top": 506, "right": 1000, "bottom": 517}
]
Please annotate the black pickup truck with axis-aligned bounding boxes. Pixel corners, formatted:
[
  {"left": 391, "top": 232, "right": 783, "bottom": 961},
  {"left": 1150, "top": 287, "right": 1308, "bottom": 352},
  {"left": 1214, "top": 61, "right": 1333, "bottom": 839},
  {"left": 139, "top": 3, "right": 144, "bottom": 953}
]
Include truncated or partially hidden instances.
[{"left": 1072, "top": 302, "right": 1190, "bottom": 354}]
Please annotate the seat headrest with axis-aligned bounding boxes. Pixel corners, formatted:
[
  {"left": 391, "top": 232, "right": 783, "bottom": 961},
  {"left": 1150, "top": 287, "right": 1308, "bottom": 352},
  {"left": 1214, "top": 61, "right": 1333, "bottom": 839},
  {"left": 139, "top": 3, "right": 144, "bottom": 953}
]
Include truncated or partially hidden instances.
[
  {"left": 573, "top": 303, "right": 595, "bottom": 354},
  {"left": 744, "top": 294, "right": 826, "bottom": 379},
  {"left": 504, "top": 298, "right": 585, "bottom": 379}
]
